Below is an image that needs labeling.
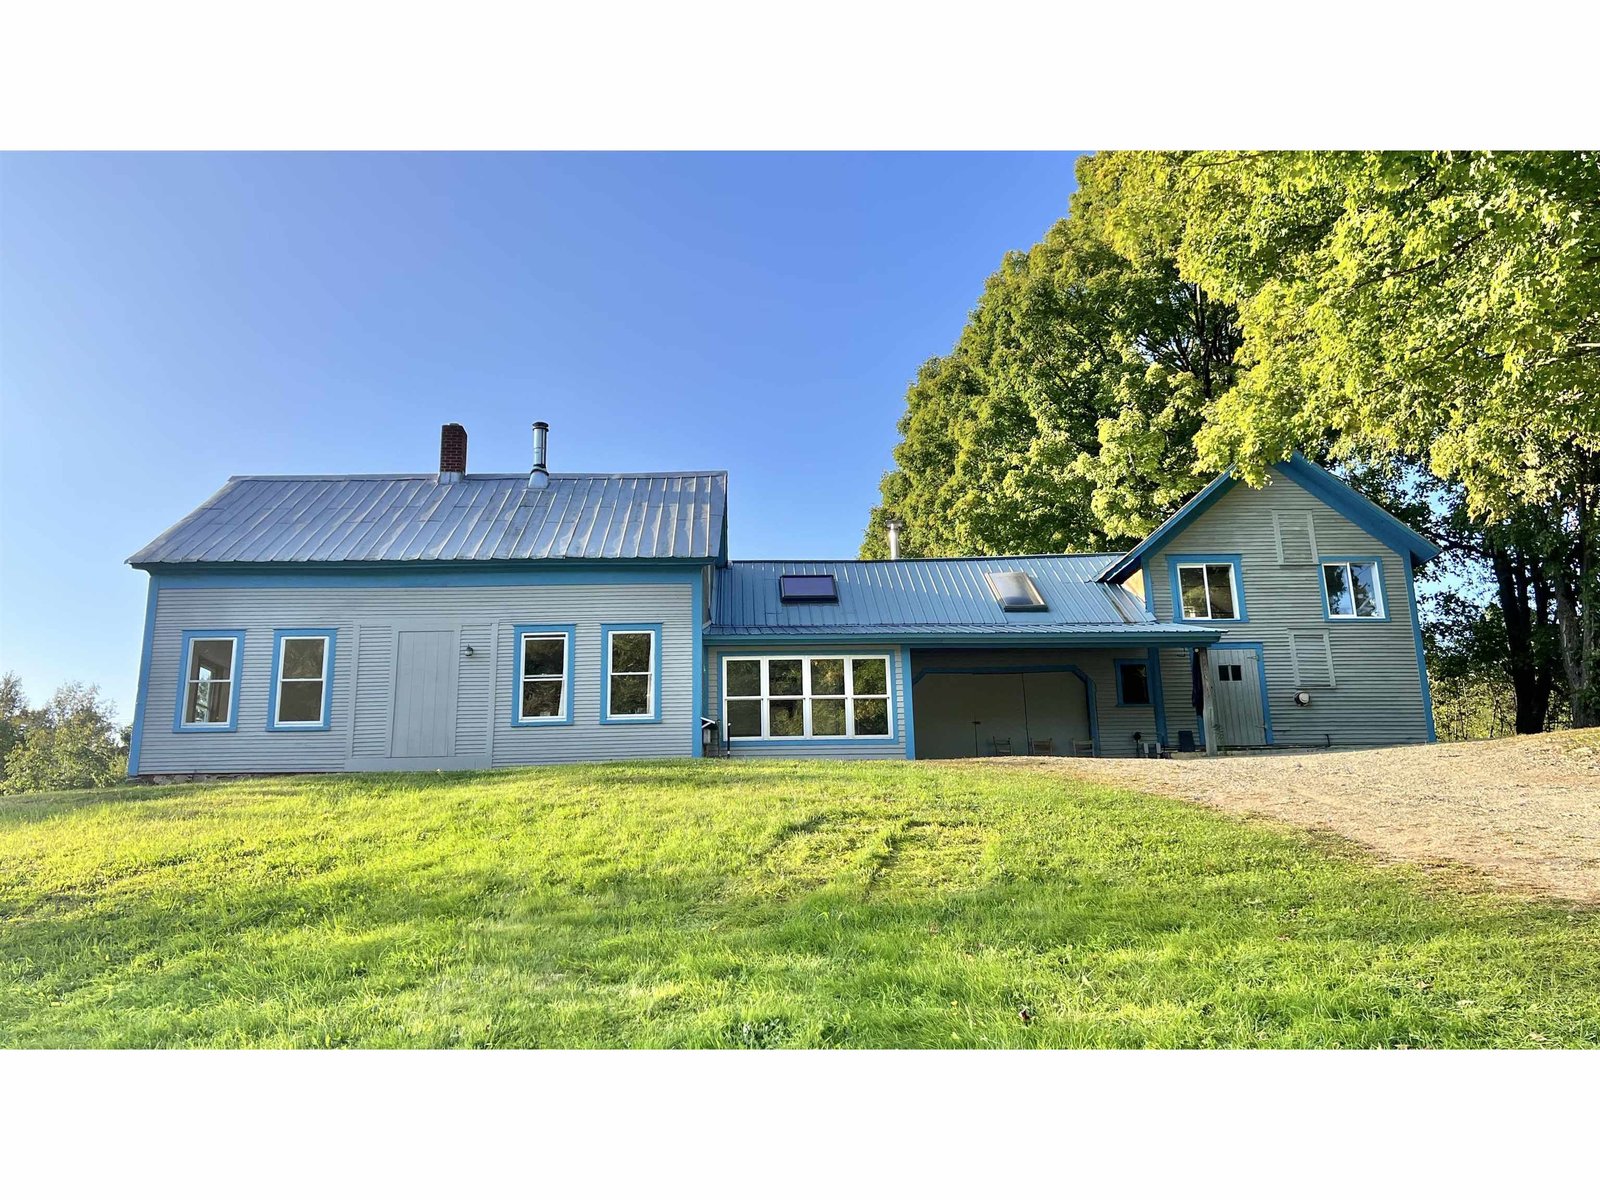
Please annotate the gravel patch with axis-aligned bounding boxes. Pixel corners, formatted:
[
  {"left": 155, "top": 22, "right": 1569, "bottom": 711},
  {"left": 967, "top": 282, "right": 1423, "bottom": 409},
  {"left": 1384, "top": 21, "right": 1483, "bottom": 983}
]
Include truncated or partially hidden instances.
[{"left": 1021, "top": 730, "right": 1600, "bottom": 905}]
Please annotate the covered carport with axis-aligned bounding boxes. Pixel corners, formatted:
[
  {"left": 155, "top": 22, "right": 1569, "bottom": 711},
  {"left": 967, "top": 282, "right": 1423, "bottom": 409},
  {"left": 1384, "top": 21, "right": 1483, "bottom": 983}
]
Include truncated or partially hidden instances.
[{"left": 910, "top": 648, "right": 1097, "bottom": 758}]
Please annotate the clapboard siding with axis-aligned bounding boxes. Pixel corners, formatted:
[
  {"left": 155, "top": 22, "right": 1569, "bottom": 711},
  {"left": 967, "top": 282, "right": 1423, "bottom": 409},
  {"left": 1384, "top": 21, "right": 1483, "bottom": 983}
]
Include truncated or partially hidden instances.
[
  {"left": 704, "top": 643, "right": 909, "bottom": 759},
  {"left": 137, "top": 578, "right": 695, "bottom": 774},
  {"left": 1149, "top": 467, "right": 1429, "bottom": 747}
]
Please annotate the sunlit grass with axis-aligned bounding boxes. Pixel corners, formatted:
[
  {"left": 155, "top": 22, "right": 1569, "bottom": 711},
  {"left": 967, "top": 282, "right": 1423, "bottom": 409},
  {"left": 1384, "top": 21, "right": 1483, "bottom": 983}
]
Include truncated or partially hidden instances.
[{"left": 2, "top": 760, "right": 1596, "bottom": 1047}]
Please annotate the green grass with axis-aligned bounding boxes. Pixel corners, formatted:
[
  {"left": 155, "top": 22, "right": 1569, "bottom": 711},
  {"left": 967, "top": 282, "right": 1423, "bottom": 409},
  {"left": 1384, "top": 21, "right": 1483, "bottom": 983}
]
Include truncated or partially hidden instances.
[{"left": 2, "top": 760, "right": 1596, "bottom": 1048}]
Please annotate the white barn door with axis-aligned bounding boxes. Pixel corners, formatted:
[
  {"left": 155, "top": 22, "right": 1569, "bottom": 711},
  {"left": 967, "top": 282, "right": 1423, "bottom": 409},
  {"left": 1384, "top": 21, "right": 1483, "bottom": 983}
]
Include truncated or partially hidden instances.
[
  {"left": 1211, "top": 646, "right": 1267, "bottom": 749},
  {"left": 391, "top": 629, "right": 459, "bottom": 759}
]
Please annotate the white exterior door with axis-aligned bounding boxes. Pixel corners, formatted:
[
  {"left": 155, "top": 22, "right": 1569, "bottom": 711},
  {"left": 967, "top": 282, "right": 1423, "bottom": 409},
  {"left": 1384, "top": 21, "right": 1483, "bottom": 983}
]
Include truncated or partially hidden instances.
[
  {"left": 391, "top": 629, "right": 459, "bottom": 759},
  {"left": 1212, "top": 646, "right": 1268, "bottom": 749}
]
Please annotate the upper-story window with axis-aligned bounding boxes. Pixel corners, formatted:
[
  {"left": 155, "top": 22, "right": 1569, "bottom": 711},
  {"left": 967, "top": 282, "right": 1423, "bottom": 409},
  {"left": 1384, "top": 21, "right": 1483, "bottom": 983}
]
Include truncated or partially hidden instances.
[
  {"left": 1322, "top": 559, "right": 1385, "bottom": 619},
  {"left": 1176, "top": 560, "right": 1242, "bottom": 621}
]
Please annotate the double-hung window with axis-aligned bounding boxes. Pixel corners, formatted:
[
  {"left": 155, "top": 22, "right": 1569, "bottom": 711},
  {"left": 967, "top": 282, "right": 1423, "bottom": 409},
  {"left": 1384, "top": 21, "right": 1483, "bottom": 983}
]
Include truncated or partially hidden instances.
[
  {"left": 723, "top": 655, "right": 892, "bottom": 740},
  {"left": 1322, "top": 559, "right": 1385, "bottom": 620},
  {"left": 270, "top": 629, "right": 335, "bottom": 730},
  {"left": 176, "top": 631, "right": 242, "bottom": 731},
  {"left": 514, "top": 625, "right": 573, "bottom": 724},
  {"left": 603, "top": 625, "right": 659, "bottom": 722},
  {"left": 1176, "top": 560, "right": 1242, "bottom": 621}
]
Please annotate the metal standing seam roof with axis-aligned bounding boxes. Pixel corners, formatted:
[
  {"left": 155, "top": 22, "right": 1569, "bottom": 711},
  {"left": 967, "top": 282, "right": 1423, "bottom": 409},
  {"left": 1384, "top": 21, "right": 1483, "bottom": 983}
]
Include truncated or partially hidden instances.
[
  {"left": 128, "top": 472, "right": 728, "bottom": 565},
  {"left": 709, "top": 556, "right": 1214, "bottom": 641}
]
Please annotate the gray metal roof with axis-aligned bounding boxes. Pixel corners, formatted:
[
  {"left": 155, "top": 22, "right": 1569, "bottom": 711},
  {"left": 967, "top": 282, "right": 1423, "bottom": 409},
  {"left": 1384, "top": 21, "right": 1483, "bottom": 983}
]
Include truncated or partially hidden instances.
[
  {"left": 709, "top": 556, "right": 1217, "bottom": 644},
  {"left": 129, "top": 472, "right": 727, "bottom": 565}
]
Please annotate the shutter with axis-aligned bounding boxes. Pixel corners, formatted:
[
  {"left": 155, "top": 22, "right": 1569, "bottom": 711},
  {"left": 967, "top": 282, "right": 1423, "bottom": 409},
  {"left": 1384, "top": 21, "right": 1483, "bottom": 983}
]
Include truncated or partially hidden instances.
[
  {"left": 1291, "top": 631, "right": 1335, "bottom": 687},
  {"left": 1273, "top": 511, "right": 1317, "bottom": 565}
]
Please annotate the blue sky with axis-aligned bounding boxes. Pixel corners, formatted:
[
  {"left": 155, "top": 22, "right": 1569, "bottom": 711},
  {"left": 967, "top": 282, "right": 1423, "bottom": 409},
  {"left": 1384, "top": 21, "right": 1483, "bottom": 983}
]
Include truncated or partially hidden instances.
[{"left": 0, "top": 152, "right": 1081, "bottom": 719}]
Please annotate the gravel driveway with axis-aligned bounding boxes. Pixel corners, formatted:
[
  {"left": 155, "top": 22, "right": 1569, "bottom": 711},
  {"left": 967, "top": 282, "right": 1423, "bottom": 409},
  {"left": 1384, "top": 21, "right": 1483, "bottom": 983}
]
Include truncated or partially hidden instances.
[{"left": 1025, "top": 731, "right": 1600, "bottom": 905}]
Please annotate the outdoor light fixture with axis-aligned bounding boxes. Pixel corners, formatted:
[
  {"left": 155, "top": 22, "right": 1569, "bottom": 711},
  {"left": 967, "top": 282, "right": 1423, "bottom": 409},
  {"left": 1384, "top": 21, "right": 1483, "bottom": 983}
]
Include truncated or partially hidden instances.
[{"left": 1294, "top": 690, "right": 1312, "bottom": 707}]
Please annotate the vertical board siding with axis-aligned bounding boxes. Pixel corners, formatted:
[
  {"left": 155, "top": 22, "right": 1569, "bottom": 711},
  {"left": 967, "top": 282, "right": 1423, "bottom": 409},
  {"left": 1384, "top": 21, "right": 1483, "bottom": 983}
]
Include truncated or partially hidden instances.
[
  {"left": 137, "top": 580, "right": 694, "bottom": 774},
  {"left": 1150, "top": 467, "right": 1429, "bottom": 747},
  {"left": 703, "top": 643, "right": 909, "bottom": 760}
]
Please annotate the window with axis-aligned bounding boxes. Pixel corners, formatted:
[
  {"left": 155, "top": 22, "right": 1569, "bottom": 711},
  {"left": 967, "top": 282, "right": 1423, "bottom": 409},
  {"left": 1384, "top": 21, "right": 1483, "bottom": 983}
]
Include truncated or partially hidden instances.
[
  {"left": 1273, "top": 511, "right": 1317, "bottom": 565},
  {"left": 779, "top": 574, "right": 839, "bottom": 604},
  {"left": 1218, "top": 663, "right": 1243, "bottom": 682},
  {"left": 176, "top": 631, "right": 242, "bottom": 731},
  {"left": 1114, "top": 659, "right": 1151, "bottom": 706},
  {"left": 723, "top": 654, "right": 892, "bottom": 739},
  {"left": 985, "top": 570, "right": 1048, "bottom": 612},
  {"left": 270, "top": 629, "right": 334, "bottom": 730},
  {"left": 602, "top": 625, "right": 660, "bottom": 722},
  {"left": 513, "top": 625, "right": 573, "bottom": 725},
  {"left": 1175, "top": 561, "right": 1242, "bottom": 621},
  {"left": 1322, "top": 559, "right": 1385, "bottom": 619}
]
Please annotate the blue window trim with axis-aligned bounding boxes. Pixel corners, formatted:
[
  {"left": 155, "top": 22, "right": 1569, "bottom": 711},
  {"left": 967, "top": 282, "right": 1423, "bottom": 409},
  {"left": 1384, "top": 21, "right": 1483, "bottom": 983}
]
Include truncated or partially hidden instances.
[
  {"left": 1214, "top": 639, "right": 1275, "bottom": 746},
  {"left": 509, "top": 623, "right": 577, "bottom": 727},
  {"left": 1113, "top": 657, "right": 1153, "bottom": 706},
  {"left": 908, "top": 664, "right": 1099, "bottom": 756},
  {"left": 266, "top": 628, "right": 337, "bottom": 731},
  {"left": 1317, "top": 556, "right": 1392, "bottom": 622},
  {"left": 600, "top": 623, "right": 664, "bottom": 724},
  {"left": 1168, "top": 553, "right": 1249, "bottom": 623},
  {"left": 718, "top": 651, "right": 899, "bottom": 743},
  {"left": 172, "top": 629, "right": 245, "bottom": 733}
]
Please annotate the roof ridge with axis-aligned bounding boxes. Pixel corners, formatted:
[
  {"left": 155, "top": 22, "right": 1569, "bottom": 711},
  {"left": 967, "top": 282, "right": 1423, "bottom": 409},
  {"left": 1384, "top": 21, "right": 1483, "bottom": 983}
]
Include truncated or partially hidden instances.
[
  {"left": 725, "top": 552, "right": 1122, "bottom": 565},
  {"left": 226, "top": 470, "right": 729, "bottom": 482}
]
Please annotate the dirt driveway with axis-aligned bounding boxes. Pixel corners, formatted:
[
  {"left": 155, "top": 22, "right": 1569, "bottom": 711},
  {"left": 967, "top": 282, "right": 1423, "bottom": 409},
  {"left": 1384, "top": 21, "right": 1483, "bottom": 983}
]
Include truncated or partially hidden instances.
[{"left": 1030, "top": 730, "right": 1600, "bottom": 905}]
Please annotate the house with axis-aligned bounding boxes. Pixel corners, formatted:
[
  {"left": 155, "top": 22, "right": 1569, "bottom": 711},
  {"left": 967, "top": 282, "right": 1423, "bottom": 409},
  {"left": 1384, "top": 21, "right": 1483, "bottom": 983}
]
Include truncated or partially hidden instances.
[{"left": 125, "top": 422, "right": 1440, "bottom": 776}]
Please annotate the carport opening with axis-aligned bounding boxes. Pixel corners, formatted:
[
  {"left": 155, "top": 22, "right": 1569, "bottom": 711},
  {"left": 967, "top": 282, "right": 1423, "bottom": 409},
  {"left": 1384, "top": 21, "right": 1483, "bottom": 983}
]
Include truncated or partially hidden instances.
[{"left": 910, "top": 652, "right": 1095, "bottom": 758}]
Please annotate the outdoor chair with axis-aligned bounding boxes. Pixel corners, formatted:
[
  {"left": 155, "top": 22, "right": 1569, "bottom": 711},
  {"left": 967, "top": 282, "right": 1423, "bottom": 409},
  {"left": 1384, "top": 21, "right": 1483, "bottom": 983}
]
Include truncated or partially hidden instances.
[
  {"left": 989, "top": 737, "right": 1014, "bottom": 755},
  {"left": 1070, "top": 739, "right": 1096, "bottom": 757},
  {"left": 1029, "top": 738, "right": 1054, "bottom": 756}
]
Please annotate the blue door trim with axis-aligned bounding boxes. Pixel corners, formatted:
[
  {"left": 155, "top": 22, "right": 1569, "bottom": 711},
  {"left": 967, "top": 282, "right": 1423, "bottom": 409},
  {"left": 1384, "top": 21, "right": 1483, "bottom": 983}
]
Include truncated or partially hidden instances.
[{"left": 1211, "top": 639, "right": 1275, "bottom": 746}]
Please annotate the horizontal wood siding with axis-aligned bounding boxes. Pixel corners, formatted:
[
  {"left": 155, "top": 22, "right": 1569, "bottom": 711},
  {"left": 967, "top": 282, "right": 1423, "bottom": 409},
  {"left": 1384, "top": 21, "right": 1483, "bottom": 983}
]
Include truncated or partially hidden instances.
[
  {"left": 1150, "top": 468, "right": 1429, "bottom": 747},
  {"left": 137, "top": 579, "right": 695, "bottom": 774},
  {"left": 704, "top": 642, "right": 908, "bottom": 760}
]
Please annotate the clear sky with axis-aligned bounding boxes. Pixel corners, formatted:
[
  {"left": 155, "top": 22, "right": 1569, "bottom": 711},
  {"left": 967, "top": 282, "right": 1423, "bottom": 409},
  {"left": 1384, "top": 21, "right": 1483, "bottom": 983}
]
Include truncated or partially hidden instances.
[{"left": 0, "top": 152, "right": 1081, "bottom": 720}]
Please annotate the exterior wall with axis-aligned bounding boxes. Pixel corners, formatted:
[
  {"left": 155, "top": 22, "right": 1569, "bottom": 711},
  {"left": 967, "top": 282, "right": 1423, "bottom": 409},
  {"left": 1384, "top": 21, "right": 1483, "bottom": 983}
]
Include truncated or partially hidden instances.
[
  {"left": 704, "top": 642, "right": 910, "bottom": 759},
  {"left": 1147, "top": 467, "right": 1431, "bottom": 747},
  {"left": 132, "top": 569, "right": 700, "bottom": 775}
]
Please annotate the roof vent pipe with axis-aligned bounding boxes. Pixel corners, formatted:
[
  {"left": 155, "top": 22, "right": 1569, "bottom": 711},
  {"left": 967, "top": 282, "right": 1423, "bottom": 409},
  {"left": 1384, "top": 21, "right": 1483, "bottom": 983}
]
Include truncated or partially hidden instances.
[
  {"left": 439, "top": 422, "right": 468, "bottom": 482},
  {"left": 529, "top": 421, "right": 550, "bottom": 490},
  {"left": 886, "top": 519, "right": 903, "bottom": 561}
]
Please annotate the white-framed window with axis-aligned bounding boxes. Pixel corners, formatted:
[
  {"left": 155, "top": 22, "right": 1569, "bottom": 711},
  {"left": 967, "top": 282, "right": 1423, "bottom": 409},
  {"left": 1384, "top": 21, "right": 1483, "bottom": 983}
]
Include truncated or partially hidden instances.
[
  {"left": 178, "top": 633, "right": 240, "bottom": 729},
  {"left": 1322, "top": 559, "right": 1385, "bottom": 619},
  {"left": 723, "top": 654, "right": 893, "bottom": 740},
  {"left": 603, "top": 626, "right": 659, "bottom": 722},
  {"left": 1177, "top": 561, "right": 1241, "bottom": 620},
  {"left": 271, "top": 631, "right": 333, "bottom": 728},
  {"left": 517, "top": 628, "right": 571, "bottom": 723}
]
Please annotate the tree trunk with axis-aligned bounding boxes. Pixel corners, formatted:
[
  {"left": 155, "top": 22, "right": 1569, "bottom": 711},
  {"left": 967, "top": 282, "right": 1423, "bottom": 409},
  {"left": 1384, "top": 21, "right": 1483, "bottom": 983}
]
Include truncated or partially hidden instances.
[{"left": 1491, "top": 544, "right": 1551, "bottom": 734}]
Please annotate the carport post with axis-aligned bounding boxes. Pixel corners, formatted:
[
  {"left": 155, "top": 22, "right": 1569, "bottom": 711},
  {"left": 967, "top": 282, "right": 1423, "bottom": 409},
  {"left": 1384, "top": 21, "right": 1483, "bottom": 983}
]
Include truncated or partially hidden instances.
[{"left": 1197, "top": 647, "right": 1220, "bottom": 757}]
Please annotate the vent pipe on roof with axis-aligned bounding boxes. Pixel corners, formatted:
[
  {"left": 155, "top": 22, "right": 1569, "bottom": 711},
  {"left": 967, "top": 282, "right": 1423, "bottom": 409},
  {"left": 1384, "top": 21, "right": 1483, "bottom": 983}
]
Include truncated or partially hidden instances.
[
  {"left": 439, "top": 423, "right": 468, "bottom": 482},
  {"left": 886, "top": 519, "right": 903, "bottom": 561},
  {"left": 529, "top": 421, "right": 550, "bottom": 490}
]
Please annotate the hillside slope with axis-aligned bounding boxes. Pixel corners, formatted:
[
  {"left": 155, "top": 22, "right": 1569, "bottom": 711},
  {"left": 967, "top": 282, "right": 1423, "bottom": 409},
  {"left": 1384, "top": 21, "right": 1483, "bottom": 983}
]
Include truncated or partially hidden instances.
[{"left": 3, "top": 760, "right": 1597, "bottom": 1048}]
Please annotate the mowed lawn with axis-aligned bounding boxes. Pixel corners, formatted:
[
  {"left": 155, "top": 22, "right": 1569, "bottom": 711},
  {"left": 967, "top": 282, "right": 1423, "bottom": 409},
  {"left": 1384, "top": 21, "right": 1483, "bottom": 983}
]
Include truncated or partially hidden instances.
[{"left": 2, "top": 760, "right": 1597, "bottom": 1048}]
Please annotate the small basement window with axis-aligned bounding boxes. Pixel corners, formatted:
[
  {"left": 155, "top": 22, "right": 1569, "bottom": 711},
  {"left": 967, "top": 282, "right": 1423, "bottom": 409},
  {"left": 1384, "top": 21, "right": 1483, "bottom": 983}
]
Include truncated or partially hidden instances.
[
  {"left": 985, "top": 570, "right": 1048, "bottom": 612},
  {"left": 779, "top": 574, "right": 839, "bottom": 604}
]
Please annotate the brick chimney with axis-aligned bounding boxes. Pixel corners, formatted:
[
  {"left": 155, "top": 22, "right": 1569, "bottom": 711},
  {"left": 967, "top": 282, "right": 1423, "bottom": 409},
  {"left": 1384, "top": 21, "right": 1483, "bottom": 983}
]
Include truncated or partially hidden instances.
[{"left": 439, "top": 423, "right": 467, "bottom": 481}]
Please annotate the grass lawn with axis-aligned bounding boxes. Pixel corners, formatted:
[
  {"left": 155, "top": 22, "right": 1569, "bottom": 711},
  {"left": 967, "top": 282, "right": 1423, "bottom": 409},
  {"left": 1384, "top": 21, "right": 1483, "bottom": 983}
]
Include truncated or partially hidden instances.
[{"left": 2, "top": 760, "right": 1597, "bottom": 1048}]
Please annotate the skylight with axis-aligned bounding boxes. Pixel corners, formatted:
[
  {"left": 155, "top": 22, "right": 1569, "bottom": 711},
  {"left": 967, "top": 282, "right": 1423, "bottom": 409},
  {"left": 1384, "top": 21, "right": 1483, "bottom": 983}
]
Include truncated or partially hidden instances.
[
  {"left": 780, "top": 574, "right": 839, "bottom": 604},
  {"left": 985, "top": 570, "right": 1048, "bottom": 612}
]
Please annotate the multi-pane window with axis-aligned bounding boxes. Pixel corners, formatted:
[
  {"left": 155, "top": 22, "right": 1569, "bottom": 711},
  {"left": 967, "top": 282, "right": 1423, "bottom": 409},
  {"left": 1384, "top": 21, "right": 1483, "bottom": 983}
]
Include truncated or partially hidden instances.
[
  {"left": 1322, "top": 560, "right": 1384, "bottom": 619},
  {"left": 605, "top": 629, "right": 657, "bottom": 720},
  {"left": 180, "top": 635, "right": 238, "bottom": 727},
  {"left": 273, "top": 633, "right": 331, "bottom": 727},
  {"left": 519, "top": 631, "right": 569, "bottom": 721},
  {"left": 723, "top": 655, "right": 892, "bottom": 739},
  {"left": 1177, "top": 562, "right": 1239, "bottom": 620}
]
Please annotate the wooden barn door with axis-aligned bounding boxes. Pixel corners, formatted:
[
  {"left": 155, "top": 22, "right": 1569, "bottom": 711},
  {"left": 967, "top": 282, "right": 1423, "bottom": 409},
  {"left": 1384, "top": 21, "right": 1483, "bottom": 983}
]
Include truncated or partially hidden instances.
[{"left": 391, "top": 628, "right": 459, "bottom": 759}]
